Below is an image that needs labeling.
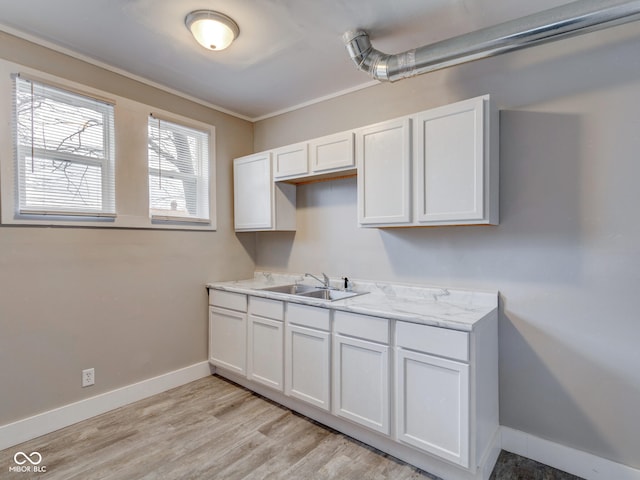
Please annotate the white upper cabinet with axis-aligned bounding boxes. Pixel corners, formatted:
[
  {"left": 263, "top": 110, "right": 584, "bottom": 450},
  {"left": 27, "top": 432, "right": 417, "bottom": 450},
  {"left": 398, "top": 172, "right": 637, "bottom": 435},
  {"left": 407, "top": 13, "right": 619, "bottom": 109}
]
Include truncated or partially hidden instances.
[
  {"left": 413, "top": 95, "right": 498, "bottom": 226},
  {"left": 357, "top": 95, "right": 498, "bottom": 228},
  {"left": 234, "top": 152, "right": 296, "bottom": 231},
  {"left": 356, "top": 117, "right": 412, "bottom": 226},
  {"left": 273, "top": 142, "right": 309, "bottom": 180},
  {"left": 273, "top": 131, "right": 356, "bottom": 183},
  {"left": 233, "top": 95, "right": 497, "bottom": 230},
  {"left": 309, "top": 131, "right": 355, "bottom": 173}
]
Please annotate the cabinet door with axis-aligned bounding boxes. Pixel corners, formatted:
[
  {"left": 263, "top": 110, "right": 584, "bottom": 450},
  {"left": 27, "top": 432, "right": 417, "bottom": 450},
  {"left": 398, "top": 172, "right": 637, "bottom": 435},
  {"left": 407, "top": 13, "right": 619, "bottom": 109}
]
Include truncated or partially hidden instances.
[
  {"left": 284, "top": 324, "right": 331, "bottom": 411},
  {"left": 310, "top": 131, "right": 355, "bottom": 173},
  {"left": 357, "top": 118, "right": 411, "bottom": 226},
  {"left": 247, "top": 315, "right": 283, "bottom": 391},
  {"left": 333, "top": 334, "right": 390, "bottom": 434},
  {"left": 209, "top": 306, "right": 247, "bottom": 375},
  {"left": 234, "top": 153, "right": 272, "bottom": 230},
  {"left": 273, "top": 142, "right": 309, "bottom": 180},
  {"left": 413, "top": 95, "right": 488, "bottom": 225},
  {"left": 396, "top": 348, "right": 470, "bottom": 467}
]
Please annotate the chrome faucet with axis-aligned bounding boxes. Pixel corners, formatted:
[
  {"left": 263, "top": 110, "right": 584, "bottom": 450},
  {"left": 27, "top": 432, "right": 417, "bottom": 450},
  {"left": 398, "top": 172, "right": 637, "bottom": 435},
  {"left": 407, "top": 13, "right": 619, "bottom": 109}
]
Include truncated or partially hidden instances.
[{"left": 305, "top": 272, "right": 330, "bottom": 289}]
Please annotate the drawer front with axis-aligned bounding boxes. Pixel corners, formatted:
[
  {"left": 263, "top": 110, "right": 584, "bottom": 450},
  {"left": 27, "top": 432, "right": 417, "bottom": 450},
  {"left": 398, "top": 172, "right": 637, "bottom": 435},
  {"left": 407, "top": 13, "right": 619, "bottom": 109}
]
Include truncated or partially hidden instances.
[
  {"left": 209, "top": 289, "right": 247, "bottom": 312},
  {"left": 396, "top": 322, "right": 469, "bottom": 362},
  {"left": 334, "top": 311, "right": 389, "bottom": 344},
  {"left": 287, "top": 303, "right": 330, "bottom": 331},
  {"left": 249, "top": 296, "right": 284, "bottom": 321}
]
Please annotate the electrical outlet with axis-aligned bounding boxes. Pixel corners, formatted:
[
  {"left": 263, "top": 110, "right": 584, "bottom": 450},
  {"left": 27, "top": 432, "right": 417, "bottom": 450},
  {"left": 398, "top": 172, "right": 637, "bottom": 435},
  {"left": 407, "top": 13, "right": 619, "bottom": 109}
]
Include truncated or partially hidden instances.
[{"left": 82, "top": 368, "right": 95, "bottom": 387}]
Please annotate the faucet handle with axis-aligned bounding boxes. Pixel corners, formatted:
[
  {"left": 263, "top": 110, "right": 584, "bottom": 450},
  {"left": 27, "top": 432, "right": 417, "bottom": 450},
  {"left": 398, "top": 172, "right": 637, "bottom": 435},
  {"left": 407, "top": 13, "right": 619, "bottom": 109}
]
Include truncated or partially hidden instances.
[{"left": 342, "top": 276, "right": 350, "bottom": 291}]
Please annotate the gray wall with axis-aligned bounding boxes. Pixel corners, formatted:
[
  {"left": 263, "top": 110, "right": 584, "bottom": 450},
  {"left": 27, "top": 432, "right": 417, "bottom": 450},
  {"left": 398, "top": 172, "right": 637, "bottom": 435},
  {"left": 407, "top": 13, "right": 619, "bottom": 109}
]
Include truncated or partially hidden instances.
[
  {"left": 254, "top": 24, "right": 640, "bottom": 468},
  {"left": 0, "top": 33, "right": 256, "bottom": 424}
]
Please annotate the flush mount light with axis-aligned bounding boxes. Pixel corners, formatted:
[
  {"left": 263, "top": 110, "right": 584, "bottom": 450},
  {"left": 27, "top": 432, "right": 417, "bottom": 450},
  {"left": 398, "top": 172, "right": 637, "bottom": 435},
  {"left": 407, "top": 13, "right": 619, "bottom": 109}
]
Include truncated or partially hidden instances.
[{"left": 185, "top": 10, "right": 239, "bottom": 51}]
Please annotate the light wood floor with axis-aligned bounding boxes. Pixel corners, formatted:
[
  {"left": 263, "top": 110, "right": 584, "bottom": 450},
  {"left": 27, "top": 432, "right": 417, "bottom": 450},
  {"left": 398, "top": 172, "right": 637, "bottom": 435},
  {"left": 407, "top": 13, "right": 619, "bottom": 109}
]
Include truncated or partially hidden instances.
[{"left": 1, "top": 375, "right": 581, "bottom": 480}]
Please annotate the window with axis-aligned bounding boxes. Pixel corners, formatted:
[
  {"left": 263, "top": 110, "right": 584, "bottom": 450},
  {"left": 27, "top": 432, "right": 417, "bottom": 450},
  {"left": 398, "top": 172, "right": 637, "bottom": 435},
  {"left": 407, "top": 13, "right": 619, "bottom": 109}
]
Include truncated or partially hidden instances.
[
  {"left": 2, "top": 65, "right": 216, "bottom": 229},
  {"left": 14, "top": 76, "right": 115, "bottom": 217},
  {"left": 148, "top": 115, "right": 210, "bottom": 223}
]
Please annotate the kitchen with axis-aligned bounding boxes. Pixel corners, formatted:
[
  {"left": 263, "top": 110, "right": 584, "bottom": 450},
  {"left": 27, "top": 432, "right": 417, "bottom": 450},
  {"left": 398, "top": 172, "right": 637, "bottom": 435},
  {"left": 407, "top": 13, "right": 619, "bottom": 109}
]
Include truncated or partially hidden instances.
[{"left": 0, "top": 1, "right": 639, "bottom": 479}]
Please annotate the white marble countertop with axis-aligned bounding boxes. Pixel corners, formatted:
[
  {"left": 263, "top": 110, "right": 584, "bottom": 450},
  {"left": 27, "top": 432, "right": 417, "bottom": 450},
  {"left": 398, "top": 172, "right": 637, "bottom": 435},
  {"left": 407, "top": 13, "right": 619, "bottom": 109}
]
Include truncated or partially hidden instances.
[{"left": 207, "top": 272, "right": 497, "bottom": 332}]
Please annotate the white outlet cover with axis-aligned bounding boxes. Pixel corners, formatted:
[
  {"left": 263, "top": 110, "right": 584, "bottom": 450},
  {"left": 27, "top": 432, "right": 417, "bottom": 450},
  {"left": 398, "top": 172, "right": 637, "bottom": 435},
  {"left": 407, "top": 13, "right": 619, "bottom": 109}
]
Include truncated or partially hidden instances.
[{"left": 82, "top": 368, "right": 95, "bottom": 387}]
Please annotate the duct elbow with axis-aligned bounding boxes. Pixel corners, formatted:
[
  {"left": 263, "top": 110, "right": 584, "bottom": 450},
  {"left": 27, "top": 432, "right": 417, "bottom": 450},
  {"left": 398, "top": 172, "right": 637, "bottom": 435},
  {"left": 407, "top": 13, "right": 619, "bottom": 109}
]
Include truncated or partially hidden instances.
[
  {"left": 342, "top": 30, "right": 370, "bottom": 61},
  {"left": 342, "top": 30, "right": 392, "bottom": 82}
]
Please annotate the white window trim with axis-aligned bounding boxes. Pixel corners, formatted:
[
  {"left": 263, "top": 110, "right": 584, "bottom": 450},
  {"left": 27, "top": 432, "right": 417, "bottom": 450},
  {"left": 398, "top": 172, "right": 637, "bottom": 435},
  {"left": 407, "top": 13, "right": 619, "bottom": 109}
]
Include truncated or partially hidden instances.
[
  {"left": 0, "top": 62, "right": 217, "bottom": 231},
  {"left": 15, "top": 75, "right": 117, "bottom": 218},
  {"left": 148, "top": 113, "right": 213, "bottom": 226}
]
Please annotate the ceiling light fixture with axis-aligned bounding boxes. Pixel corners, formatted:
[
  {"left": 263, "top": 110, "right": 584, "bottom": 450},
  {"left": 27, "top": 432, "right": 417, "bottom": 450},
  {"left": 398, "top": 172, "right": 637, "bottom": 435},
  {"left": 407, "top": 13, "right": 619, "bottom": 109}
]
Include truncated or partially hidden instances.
[{"left": 185, "top": 10, "right": 239, "bottom": 51}]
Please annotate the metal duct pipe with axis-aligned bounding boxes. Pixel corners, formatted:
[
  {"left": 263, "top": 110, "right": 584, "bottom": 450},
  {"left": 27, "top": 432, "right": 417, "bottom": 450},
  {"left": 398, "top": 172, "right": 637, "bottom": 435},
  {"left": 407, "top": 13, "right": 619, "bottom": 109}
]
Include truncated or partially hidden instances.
[{"left": 343, "top": 0, "right": 640, "bottom": 81}]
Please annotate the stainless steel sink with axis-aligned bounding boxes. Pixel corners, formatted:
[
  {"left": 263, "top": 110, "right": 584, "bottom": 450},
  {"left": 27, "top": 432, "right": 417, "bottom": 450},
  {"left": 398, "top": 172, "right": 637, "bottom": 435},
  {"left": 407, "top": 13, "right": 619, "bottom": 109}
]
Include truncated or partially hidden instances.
[
  {"left": 258, "top": 284, "right": 367, "bottom": 302},
  {"left": 298, "top": 289, "right": 367, "bottom": 301},
  {"left": 259, "top": 284, "right": 319, "bottom": 295}
]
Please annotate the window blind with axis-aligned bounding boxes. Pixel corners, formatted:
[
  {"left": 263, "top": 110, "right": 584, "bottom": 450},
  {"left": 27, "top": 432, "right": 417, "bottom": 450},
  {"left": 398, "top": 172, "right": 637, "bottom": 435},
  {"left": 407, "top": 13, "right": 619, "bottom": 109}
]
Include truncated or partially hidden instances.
[
  {"left": 148, "top": 115, "right": 210, "bottom": 222},
  {"left": 14, "top": 76, "right": 116, "bottom": 217}
]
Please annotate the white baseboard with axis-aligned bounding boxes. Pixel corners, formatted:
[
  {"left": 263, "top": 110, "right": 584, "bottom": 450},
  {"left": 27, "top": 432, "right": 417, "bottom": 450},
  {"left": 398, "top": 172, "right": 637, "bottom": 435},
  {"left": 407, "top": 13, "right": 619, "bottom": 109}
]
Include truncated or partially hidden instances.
[
  {"left": 501, "top": 427, "right": 640, "bottom": 480},
  {"left": 480, "top": 427, "right": 503, "bottom": 480},
  {"left": 0, "top": 361, "right": 211, "bottom": 451}
]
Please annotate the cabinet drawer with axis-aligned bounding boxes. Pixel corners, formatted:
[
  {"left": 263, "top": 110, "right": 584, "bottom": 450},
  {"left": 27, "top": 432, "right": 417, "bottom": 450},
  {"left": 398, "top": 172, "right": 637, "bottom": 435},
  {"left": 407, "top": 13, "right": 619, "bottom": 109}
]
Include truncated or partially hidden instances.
[
  {"left": 209, "top": 289, "right": 247, "bottom": 312},
  {"left": 287, "top": 303, "right": 330, "bottom": 331},
  {"left": 396, "top": 322, "right": 469, "bottom": 362},
  {"left": 249, "top": 296, "right": 284, "bottom": 320},
  {"left": 334, "top": 311, "right": 389, "bottom": 344}
]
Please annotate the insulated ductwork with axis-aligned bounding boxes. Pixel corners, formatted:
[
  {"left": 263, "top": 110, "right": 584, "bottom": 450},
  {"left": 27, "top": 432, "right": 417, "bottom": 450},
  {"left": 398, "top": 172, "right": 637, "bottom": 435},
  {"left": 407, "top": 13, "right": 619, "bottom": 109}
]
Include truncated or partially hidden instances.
[{"left": 343, "top": 0, "right": 640, "bottom": 82}]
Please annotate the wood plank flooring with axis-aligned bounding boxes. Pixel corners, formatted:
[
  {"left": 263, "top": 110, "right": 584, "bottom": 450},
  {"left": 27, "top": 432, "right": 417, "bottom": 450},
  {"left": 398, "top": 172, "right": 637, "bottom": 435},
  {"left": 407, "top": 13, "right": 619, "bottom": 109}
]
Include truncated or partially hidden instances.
[{"left": 1, "top": 375, "right": 583, "bottom": 480}]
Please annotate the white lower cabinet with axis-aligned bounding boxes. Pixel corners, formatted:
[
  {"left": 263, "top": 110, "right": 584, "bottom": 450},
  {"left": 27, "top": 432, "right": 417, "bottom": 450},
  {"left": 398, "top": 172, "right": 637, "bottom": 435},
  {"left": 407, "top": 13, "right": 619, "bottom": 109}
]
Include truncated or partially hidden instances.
[
  {"left": 333, "top": 334, "right": 390, "bottom": 434},
  {"left": 332, "top": 311, "right": 390, "bottom": 434},
  {"left": 208, "top": 288, "right": 498, "bottom": 479},
  {"left": 247, "top": 297, "right": 284, "bottom": 391},
  {"left": 396, "top": 348, "right": 470, "bottom": 467},
  {"left": 209, "top": 306, "right": 247, "bottom": 375},
  {"left": 284, "top": 303, "right": 331, "bottom": 410}
]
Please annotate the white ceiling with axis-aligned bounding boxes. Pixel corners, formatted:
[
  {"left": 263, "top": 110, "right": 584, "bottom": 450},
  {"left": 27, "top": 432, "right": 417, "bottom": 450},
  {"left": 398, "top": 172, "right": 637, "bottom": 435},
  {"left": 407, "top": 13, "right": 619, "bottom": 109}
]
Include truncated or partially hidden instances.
[{"left": 0, "top": 0, "right": 574, "bottom": 120}]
